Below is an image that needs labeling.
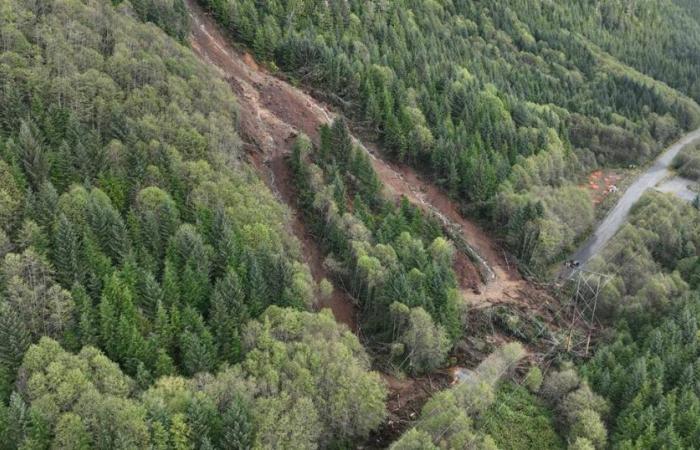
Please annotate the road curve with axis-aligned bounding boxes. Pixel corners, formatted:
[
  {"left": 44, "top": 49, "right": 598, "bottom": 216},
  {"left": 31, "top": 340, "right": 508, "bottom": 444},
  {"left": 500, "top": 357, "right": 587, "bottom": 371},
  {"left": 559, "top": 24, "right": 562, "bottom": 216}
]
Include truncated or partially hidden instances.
[{"left": 569, "top": 128, "right": 700, "bottom": 271}]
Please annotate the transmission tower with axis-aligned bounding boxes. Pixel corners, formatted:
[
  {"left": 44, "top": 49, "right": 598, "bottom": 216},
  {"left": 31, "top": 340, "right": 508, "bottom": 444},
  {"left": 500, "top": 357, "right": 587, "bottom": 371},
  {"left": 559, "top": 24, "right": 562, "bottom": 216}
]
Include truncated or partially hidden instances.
[{"left": 564, "top": 268, "right": 612, "bottom": 356}]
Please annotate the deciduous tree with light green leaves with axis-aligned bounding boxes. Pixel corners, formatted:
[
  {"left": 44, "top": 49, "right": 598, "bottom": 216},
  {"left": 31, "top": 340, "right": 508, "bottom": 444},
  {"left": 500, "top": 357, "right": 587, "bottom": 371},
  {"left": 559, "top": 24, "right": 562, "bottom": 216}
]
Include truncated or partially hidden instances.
[{"left": 242, "top": 306, "right": 387, "bottom": 447}]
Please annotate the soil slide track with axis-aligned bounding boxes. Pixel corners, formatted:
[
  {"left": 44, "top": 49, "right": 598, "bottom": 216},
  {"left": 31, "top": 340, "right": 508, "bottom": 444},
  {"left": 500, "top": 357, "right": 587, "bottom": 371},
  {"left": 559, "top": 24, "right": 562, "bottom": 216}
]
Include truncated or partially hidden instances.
[
  {"left": 185, "top": 0, "right": 531, "bottom": 310},
  {"left": 187, "top": 0, "right": 359, "bottom": 329},
  {"left": 185, "top": 0, "right": 565, "bottom": 440}
]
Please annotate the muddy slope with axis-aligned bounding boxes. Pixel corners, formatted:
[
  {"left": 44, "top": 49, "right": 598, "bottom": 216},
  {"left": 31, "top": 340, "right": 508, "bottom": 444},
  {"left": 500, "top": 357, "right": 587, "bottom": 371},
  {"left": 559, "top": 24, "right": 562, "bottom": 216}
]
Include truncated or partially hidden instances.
[
  {"left": 187, "top": 0, "right": 358, "bottom": 329},
  {"left": 186, "top": 0, "right": 566, "bottom": 323},
  {"left": 185, "top": 0, "right": 571, "bottom": 443}
]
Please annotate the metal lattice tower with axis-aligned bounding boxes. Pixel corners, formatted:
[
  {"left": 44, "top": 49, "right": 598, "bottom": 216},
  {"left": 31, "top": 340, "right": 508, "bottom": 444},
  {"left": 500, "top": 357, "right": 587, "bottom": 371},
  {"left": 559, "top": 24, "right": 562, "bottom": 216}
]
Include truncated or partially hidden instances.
[{"left": 564, "top": 268, "right": 613, "bottom": 356}]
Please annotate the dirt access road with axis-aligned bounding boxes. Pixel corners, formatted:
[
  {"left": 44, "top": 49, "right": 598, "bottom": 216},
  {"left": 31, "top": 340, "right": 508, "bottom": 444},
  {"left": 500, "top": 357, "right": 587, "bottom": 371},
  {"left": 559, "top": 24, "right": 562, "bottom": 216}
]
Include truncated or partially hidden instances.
[
  {"left": 567, "top": 129, "right": 700, "bottom": 274},
  {"left": 185, "top": 0, "right": 536, "bottom": 325}
]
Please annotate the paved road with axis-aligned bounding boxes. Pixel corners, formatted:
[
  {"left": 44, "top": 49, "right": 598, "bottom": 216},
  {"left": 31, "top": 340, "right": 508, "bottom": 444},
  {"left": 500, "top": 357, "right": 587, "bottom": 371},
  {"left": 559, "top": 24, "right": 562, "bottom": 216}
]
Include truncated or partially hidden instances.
[
  {"left": 656, "top": 175, "right": 700, "bottom": 203},
  {"left": 567, "top": 128, "right": 700, "bottom": 273}
]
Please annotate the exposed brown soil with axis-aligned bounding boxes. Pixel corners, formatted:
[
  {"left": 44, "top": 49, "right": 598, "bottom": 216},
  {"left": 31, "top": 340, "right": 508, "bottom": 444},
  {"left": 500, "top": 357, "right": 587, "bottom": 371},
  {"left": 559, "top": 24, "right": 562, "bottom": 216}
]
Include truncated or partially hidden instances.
[
  {"left": 186, "top": 0, "right": 568, "bottom": 441},
  {"left": 367, "top": 372, "right": 452, "bottom": 448},
  {"left": 356, "top": 139, "right": 527, "bottom": 308},
  {"left": 187, "top": 0, "right": 357, "bottom": 330},
  {"left": 186, "top": 0, "right": 529, "bottom": 314},
  {"left": 248, "top": 150, "right": 358, "bottom": 332},
  {"left": 585, "top": 169, "right": 623, "bottom": 205},
  {"left": 454, "top": 250, "right": 481, "bottom": 293}
]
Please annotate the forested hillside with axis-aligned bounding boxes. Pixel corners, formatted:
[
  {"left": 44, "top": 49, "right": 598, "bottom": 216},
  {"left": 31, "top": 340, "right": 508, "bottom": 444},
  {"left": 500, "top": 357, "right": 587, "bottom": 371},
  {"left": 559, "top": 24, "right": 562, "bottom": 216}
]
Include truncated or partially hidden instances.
[
  {"left": 199, "top": 0, "right": 700, "bottom": 270},
  {"left": 514, "top": 0, "right": 700, "bottom": 103},
  {"left": 675, "top": 0, "right": 700, "bottom": 26},
  {"left": 0, "top": 0, "right": 388, "bottom": 447},
  {"left": 289, "top": 122, "right": 464, "bottom": 375},
  {"left": 4, "top": 0, "right": 700, "bottom": 448},
  {"left": 193, "top": 0, "right": 700, "bottom": 448},
  {"left": 582, "top": 191, "right": 700, "bottom": 447}
]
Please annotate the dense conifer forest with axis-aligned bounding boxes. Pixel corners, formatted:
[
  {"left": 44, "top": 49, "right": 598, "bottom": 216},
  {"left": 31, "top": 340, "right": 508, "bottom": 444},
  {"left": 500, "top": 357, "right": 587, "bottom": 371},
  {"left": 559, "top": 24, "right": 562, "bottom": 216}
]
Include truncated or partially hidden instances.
[
  {"left": 0, "top": 0, "right": 386, "bottom": 447},
  {"left": 2, "top": 0, "right": 700, "bottom": 448},
  {"left": 200, "top": 0, "right": 700, "bottom": 269}
]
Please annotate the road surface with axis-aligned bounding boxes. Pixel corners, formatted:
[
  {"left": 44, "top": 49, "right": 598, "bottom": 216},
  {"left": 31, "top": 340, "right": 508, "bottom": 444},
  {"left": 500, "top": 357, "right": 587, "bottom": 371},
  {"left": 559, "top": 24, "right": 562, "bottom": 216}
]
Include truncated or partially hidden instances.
[
  {"left": 568, "top": 128, "right": 700, "bottom": 272},
  {"left": 656, "top": 175, "right": 699, "bottom": 202}
]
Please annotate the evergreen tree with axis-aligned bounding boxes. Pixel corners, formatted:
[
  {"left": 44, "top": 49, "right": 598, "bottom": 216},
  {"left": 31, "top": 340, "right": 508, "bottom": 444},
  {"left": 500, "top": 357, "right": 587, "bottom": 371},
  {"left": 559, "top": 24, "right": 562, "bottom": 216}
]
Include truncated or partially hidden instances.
[
  {"left": 28, "top": 181, "right": 58, "bottom": 230},
  {"left": 98, "top": 272, "right": 147, "bottom": 373},
  {"left": 332, "top": 171, "right": 347, "bottom": 215},
  {"left": 243, "top": 252, "right": 268, "bottom": 316},
  {"left": 209, "top": 268, "right": 246, "bottom": 363},
  {"left": 138, "top": 270, "right": 163, "bottom": 320},
  {"left": 218, "top": 399, "right": 253, "bottom": 450},
  {"left": 330, "top": 118, "right": 353, "bottom": 170},
  {"left": 0, "top": 307, "right": 31, "bottom": 373},
  {"left": 16, "top": 121, "right": 49, "bottom": 191},
  {"left": 180, "top": 330, "right": 216, "bottom": 376},
  {"left": 73, "top": 283, "right": 97, "bottom": 347},
  {"left": 208, "top": 207, "right": 238, "bottom": 280},
  {"left": 52, "top": 214, "right": 82, "bottom": 288}
]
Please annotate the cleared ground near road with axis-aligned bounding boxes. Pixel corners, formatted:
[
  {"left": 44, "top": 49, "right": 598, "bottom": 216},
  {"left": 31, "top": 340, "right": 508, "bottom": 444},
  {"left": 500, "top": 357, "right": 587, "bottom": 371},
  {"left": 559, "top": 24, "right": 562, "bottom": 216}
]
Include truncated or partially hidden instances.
[{"left": 568, "top": 129, "right": 700, "bottom": 271}]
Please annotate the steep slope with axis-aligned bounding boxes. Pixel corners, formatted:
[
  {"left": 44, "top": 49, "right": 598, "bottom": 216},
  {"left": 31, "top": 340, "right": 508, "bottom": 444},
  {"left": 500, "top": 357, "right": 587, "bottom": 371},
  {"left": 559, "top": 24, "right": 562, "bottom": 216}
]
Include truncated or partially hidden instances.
[
  {"left": 566, "top": 0, "right": 700, "bottom": 102},
  {"left": 183, "top": 1, "right": 700, "bottom": 448},
  {"left": 0, "top": 0, "right": 315, "bottom": 379},
  {"left": 186, "top": 0, "right": 546, "bottom": 316},
  {"left": 197, "top": 0, "right": 700, "bottom": 272},
  {"left": 188, "top": 2, "right": 360, "bottom": 328},
  {"left": 187, "top": 8, "right": 506, "bottom": 436},
  {"left": 0, "top": 0, "right": 390, "bottom": 448}
]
